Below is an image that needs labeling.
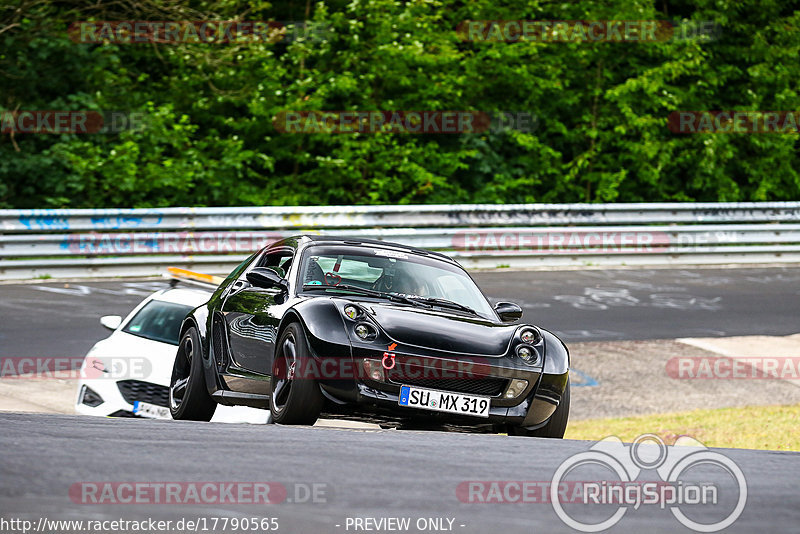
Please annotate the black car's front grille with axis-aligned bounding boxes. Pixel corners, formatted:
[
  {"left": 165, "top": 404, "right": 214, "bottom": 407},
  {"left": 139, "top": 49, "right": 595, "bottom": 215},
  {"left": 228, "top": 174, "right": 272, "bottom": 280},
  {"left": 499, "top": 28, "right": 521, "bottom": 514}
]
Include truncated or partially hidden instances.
[
  {"left": 386, "top": 363, "right": 508, "bottom": 397},
  {"left": 117, "top": 380, "right": 170, "bottom": 407}
]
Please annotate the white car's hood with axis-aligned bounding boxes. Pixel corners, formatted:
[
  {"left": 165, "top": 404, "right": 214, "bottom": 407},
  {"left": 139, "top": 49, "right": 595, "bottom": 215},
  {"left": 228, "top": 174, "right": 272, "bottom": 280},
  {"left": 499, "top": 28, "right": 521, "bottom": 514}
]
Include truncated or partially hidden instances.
[{"left": 83, "top": 332, "right": 178, "bottom": 387}]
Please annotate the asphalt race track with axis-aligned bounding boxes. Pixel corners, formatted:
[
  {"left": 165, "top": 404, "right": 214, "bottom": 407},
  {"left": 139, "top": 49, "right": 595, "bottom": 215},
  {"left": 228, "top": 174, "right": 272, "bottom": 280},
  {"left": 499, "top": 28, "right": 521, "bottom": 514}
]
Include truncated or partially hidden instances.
[
  {"left": 2, "top": 266, "right": 800, "bottom": 532},
  {"left": 2, "top": 266, "right": 800, "bottom": 360},
  {"left": 1, "top": 412, "right": 799, "bottom": 534}
]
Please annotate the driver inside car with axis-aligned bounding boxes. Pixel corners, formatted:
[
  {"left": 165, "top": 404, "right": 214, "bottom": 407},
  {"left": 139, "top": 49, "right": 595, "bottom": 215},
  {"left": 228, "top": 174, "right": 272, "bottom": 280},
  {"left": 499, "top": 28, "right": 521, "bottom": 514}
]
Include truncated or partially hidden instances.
[{"left": 380, "top": 267, "right": 428, "bottom": 296}]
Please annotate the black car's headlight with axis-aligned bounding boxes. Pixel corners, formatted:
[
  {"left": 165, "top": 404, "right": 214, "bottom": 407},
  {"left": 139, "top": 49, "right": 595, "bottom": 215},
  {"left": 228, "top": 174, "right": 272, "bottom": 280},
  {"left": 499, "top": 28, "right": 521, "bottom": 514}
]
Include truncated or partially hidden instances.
[
  {"left": 340, "top": 304, "right": 379, "bottom": 342},
  {"left": 514, "top": 326, "right": 543, "bottom": 366},
  {"left": 519, "top": 327, "right": 542, "bottom": 344},
  {"left": 516, "top": 345, "right": 540, "bottom": 365},
  {"left": 354, "top": 323, "right": 377, "bottom": 341},
  {"left": 344, "top": 305, "right": 361, "bottom": 320}
]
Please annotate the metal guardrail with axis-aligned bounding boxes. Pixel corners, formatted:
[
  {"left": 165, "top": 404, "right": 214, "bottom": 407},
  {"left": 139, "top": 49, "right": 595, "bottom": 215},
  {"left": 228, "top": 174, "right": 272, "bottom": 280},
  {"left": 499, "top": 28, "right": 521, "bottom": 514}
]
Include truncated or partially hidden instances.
[{"left": 1, "top": 203, "right": 799, "bottom": 279}]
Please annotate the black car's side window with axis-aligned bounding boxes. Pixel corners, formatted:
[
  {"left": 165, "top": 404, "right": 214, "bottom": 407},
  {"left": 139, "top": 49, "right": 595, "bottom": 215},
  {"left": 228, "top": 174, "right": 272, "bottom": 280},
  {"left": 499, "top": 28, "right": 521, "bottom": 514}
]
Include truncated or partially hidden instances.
[
  {"left": 213, "top": 251, "right": 261, "bottom": 299},
  {"left": 255, "top": 249, "right": 294, "bottom": 278}
]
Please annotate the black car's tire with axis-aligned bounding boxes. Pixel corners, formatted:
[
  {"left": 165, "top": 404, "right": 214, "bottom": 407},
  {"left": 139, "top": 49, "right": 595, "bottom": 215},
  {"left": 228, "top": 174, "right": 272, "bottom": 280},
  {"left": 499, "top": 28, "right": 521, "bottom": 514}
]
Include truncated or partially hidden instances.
[
  {"left": 169, "top": 326, "right": 216, "bottom": 421},
  {"left": 270, "top": 322, "right": 324, "bottom": 425},
  {"left": 510, "top": 378, "right": 570, "bottom": 438}
]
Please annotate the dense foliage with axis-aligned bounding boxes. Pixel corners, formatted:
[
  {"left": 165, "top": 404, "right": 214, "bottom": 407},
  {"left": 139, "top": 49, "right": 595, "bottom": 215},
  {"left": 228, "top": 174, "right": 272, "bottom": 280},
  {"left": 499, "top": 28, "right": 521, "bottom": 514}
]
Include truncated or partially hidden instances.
[{"left": 1, "top": 0, "right": 799, "bottom": 208}]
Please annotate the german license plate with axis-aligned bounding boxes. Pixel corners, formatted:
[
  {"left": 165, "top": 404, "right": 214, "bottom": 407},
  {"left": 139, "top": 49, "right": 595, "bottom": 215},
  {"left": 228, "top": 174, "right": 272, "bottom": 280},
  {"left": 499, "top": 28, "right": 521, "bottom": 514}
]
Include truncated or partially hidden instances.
[
  {"left": 133, "top": 401, "right": 171, "bottom": 419},
  {"left": 398, "top": 385, "right": 490, "bottom": 418}
]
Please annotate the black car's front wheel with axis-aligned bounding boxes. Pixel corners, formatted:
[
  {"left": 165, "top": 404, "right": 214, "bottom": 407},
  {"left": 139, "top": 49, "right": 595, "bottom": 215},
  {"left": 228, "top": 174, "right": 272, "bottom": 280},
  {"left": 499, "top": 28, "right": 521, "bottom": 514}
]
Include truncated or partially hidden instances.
[
  {"left": 270, "top": 322, "right": 324, "bottom": 425},
  {"left": 509, "top": 378, "right": 570, "bottom": 438},
  {"left": 169, "top": 326, "right": 216, "bottom": 421}
]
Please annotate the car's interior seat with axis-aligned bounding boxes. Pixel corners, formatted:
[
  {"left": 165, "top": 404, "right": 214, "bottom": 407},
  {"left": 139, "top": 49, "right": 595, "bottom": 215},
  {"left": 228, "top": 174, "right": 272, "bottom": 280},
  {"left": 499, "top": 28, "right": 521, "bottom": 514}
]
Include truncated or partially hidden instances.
[{"left": 304, "top": 260, "right": 325, "bottom": 285}]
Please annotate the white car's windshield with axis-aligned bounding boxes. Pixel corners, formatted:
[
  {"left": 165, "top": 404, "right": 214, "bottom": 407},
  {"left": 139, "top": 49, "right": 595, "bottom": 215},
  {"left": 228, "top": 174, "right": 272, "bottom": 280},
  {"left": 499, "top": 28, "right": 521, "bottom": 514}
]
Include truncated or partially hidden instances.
[
  {"left": 299, "top": 245, "right": 496, "bottom": 319},
  {"left": 122, "top": 300, "right": 193, "bottom": 345}
]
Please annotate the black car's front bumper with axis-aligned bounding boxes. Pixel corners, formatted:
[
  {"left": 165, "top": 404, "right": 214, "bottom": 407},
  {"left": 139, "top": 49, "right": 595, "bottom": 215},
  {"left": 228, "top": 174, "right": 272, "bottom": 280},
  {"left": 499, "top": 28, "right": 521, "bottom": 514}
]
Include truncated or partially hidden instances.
[{"left": 318, "top": 348, "right": 566, "bottom": 428}]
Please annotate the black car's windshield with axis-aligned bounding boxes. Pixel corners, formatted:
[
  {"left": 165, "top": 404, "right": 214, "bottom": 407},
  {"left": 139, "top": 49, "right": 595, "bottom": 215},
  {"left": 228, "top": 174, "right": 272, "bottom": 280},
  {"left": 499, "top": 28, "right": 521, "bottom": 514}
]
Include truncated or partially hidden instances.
[
  {"left": 122, "top": 300, "right": 193, "bottom": 345},
  {"left": 299, "top": 245, "right": 495, "bottom": 319}
]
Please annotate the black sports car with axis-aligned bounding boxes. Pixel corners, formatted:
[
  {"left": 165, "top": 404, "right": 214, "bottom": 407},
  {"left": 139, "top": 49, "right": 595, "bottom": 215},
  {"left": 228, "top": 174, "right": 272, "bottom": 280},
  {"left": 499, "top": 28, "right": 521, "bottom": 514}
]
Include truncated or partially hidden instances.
[{"left": 169, "top": 236, "right": 570, "bottom": 437}]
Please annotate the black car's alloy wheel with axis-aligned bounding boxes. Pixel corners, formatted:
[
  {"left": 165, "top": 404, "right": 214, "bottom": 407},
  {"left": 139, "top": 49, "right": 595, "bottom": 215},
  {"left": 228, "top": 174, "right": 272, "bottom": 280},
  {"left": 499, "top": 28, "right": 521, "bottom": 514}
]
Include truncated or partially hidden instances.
[
  {"left": 270, "top": 322, "right": 324, "bottom": 425},
  {"left": 169, "top": 326, "right": 216, "bottom": 421}
]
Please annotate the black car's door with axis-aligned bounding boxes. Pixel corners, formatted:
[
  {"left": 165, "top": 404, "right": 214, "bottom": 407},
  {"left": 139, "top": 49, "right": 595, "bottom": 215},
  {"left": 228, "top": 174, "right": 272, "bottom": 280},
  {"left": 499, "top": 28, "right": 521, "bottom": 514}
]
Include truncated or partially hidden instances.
[{"left": 220, "top": 248, "right": 294, "bottom": 378}]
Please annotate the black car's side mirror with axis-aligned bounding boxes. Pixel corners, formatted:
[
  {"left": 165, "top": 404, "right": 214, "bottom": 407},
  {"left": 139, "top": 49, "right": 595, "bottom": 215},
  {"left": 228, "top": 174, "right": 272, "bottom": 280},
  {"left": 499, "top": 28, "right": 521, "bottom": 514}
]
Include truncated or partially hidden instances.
[
  {"left": 246, "top": 267, "right": 289, "bottom": 291},
  {"left": 494, "top": 301, "right": 523, "bottom": 322}
]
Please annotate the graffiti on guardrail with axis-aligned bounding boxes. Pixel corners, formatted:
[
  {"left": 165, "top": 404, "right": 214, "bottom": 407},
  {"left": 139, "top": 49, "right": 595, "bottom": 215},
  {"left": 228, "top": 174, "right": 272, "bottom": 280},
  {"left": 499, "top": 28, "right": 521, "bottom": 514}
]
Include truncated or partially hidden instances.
[
  {"left": 88, "top": 215, "right": 164, "bottom": 230},
  {"left": 17, "top": 211, "right": 71, "bottom": 230},
  {"left": 16, "top": 210, "right": 164, "bottom": 231},
  {"left": 2, "top": 203, "right": 800, "bottom": 278}
]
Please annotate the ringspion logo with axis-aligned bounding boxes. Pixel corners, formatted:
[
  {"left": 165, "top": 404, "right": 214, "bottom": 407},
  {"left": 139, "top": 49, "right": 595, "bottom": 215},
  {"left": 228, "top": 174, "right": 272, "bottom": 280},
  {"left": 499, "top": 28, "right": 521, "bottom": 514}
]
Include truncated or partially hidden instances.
[
  {"left": 550, "top": 435, "right": 746, "bottom": 532},
  {"left": 459, "top": 435, "right": 746, "bottom": 531}
]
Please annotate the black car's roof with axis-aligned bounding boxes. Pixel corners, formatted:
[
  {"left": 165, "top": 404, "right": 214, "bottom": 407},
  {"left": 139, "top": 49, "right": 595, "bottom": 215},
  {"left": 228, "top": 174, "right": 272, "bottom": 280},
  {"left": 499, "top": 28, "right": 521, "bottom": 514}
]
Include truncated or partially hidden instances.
[{"left": 282, "top": 235, "right": 457, "bottom": 264}]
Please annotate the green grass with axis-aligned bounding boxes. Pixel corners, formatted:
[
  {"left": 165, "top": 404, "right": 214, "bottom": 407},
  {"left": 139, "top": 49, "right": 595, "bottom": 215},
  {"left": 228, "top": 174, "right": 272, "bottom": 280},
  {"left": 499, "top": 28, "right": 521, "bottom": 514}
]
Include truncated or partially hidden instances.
[{"left": 565, "top": 403, "right": 800, "bottom": 451}]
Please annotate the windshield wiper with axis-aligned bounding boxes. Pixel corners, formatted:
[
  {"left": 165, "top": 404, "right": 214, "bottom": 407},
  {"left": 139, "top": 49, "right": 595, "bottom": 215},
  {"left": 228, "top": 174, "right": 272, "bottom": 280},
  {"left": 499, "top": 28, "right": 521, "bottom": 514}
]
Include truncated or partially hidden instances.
[
  {"left": 406, "top": 296, "right": 477, "bottom": 315},
  {"left": 302, "top": 284, "right": 474, "bottom": 313},
  {"left": 303, "top": 284, "right": 420, "bottom": 306}
]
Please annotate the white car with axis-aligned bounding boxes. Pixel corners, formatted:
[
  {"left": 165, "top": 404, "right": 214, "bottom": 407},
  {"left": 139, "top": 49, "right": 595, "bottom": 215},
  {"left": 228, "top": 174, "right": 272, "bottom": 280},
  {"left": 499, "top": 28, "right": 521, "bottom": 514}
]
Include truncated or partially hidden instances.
[{"left": 75, "top": 284, "right": 269, "bottom": 424}]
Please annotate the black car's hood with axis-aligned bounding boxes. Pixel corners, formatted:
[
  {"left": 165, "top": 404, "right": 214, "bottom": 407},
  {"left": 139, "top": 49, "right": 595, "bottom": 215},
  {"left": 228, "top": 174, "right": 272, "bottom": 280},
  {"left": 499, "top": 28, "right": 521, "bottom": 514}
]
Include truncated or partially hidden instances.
[{"left": 366, "top": 302, "right": 517, "bottom": 356}]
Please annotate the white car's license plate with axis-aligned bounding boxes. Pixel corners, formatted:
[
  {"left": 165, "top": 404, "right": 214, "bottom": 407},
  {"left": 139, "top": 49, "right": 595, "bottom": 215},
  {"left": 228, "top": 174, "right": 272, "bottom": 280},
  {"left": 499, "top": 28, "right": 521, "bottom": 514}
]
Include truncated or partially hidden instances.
[
  {"left": 398, "top": 385, "right": 490, "bottom": 418},
  {"left": 133, "top": 401, "right": 171, "bottom": 419}
]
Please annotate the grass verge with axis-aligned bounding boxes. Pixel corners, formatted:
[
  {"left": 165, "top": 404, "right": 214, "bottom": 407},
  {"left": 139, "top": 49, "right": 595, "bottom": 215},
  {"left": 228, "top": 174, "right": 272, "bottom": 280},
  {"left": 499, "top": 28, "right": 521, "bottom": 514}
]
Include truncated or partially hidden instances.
[{"left": 565, "top": 403, "right": 800, "bottom": 451}]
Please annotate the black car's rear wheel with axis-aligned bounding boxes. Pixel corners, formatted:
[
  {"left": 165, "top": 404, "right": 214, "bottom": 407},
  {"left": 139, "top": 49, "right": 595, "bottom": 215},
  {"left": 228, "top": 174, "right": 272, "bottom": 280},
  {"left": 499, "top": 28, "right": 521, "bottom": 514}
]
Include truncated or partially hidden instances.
[
  {"left": 169, "top": 326, "right": 216, "bottom": 421},
  {"left": 509, "top": 378, "right": 570, "bottom": 438},
  {"left": 270, "top": 322, "right": 324, "bottom": 425}
]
